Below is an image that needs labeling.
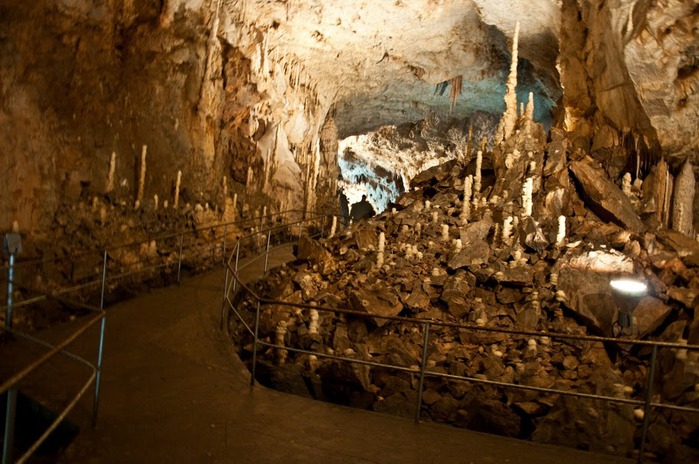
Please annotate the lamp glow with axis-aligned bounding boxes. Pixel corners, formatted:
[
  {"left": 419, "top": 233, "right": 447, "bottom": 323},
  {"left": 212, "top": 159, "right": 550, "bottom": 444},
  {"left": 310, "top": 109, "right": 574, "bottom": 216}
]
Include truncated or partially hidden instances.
[{"left": 610, "top": 279, "right": 647, "bottom": 296}]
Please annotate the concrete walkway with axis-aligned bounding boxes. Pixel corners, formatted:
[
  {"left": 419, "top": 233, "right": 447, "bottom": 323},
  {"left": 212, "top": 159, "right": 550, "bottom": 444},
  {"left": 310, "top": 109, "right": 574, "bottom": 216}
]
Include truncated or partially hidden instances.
[{"left": 47, "top": 245, "right": 633, "bottom": 463}]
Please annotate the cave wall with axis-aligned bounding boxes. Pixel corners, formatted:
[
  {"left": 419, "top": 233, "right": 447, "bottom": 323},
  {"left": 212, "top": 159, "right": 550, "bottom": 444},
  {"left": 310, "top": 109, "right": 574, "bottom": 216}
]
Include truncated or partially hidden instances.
[
  {"left": 557, "top": 0, "right": 698, "bottom": 176},
  {"left": 0, "top": 0, "right": 337, "bottom": 240},
  {"left": 0, "top": 0, "right": 227, "bottom": 231}
]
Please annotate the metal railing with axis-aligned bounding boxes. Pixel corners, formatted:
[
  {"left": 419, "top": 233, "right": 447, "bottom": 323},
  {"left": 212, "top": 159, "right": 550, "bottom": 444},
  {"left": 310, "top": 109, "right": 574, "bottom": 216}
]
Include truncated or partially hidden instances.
[
  {"left": 0, "top": 209, "right": 331, "bottom": 463},
  {"left": 1, "top": 282, "right": 105, "bottom": 464},
  {"left": 222, "top": 229, "right": 699, "bottom": 464}
]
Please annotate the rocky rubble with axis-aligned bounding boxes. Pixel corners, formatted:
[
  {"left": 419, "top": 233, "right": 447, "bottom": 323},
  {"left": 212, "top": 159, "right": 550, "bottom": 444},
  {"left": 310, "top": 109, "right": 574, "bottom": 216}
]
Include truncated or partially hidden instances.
[{"left": 230, "top": 110, "right": 699, "bottom": 461}]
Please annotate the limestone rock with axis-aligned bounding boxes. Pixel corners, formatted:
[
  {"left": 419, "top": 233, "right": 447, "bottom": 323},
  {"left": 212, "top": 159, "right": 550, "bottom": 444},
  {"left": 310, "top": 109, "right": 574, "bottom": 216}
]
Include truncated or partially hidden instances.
[
  {"left": 634, "top": 297, "right": 673, "bottom": 338},
  {"left": 557, "top": 267, "right": 617, "bottom": 335},
  {"left": 569, "top": 160, "right": 645, "bottom": 233},
  {"left": 447, "top": 239, "right": 491, "bottom": 271},
  {"left": 349, "top": 286, "right": 403, "bottom": 327}
]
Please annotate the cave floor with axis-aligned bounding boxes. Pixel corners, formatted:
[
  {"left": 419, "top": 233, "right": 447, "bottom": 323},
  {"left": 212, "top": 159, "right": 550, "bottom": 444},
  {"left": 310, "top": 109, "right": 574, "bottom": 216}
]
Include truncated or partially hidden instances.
[{"left": 11, "top": 244, "right": 632, "bottom": 463}]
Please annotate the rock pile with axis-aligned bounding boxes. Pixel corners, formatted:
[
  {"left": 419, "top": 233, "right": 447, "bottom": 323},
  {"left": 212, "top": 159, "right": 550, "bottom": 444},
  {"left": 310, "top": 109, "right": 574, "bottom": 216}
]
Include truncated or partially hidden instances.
[{"left": 230, "top": 118, "right": 699, "bottom": 461}]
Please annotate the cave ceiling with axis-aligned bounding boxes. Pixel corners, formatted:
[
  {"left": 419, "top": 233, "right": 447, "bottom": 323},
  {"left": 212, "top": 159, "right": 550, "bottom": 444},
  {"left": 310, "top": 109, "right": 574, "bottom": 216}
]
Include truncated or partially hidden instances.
[{"left": 219, "top": 0, "right": 562, "bottom": 137}]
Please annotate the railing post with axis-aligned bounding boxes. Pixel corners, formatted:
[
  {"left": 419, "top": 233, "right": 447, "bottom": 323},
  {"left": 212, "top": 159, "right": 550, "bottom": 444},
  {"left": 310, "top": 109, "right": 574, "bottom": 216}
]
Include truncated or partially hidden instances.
[
  {"left": 177, "top": 233, "right": 184, "bottom": 284},
  {"left": 220, "top": 256, "right": 230, "bottom": 330},
  {"left": 222, "top": 224, "right": 227, "bottom": 265},
  {"left": 251, "top": 300, "right": 261, "bottom": 387},
  {"left": 263, "top": 228, "right": 272, "bottom": 274},
  {"left": 415, "top": 321, "right": 431, "bottom": 422},
  {"left": 3, "top": 252, "right": 16, "bottom": 464},
  {"left": 233, "top": 239, "right": 241, "bottom": 293},
  {"left": 92, "top": 250, "right": 108, "bottom": 427},
  {"left": 638, "top": 345, "right": 658, "bottom": 464}
]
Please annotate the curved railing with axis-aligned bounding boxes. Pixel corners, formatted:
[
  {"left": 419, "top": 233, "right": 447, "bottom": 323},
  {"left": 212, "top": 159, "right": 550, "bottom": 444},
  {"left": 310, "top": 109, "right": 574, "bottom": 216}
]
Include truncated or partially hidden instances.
[
  {"left": 1, "top": 293, "right": 104, "bottom": 464},
  {"left": 0, "top": 209, "right": 331, "bottom": 463},
  {"left": 222, "top": 231, "right": 699, "bottom": 464}
]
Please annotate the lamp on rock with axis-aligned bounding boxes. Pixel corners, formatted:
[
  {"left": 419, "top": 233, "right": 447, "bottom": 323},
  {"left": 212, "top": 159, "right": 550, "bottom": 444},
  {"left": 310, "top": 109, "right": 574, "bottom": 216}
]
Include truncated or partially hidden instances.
[{"left": 610, "top": 278, "right": 647, "bottom": 337}]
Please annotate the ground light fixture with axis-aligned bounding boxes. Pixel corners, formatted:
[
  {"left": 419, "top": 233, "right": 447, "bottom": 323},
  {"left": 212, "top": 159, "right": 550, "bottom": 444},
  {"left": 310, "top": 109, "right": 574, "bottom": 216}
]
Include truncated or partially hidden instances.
[{"left": 610, "top": 278, "right": 648, "bottom": 337}]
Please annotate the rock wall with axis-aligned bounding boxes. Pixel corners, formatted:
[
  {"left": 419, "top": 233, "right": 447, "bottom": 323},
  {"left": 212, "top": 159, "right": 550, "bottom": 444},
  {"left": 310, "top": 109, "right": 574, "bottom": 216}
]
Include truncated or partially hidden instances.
[{"left": 0, "top": 0, "right": 336, "bottom": 257}]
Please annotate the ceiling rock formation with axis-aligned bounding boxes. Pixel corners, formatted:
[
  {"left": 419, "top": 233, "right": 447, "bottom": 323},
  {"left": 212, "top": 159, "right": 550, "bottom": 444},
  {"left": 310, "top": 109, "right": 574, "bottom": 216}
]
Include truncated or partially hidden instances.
[{"left": 0, "top": 0, "right": 697, "bottom": 238}]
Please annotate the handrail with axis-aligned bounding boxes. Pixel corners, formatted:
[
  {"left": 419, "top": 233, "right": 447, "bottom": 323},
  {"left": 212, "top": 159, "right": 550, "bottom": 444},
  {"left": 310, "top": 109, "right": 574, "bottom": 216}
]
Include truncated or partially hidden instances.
[
  {"left": 0, "top": 208, "right": 327, "bottom": 273},
  {"left": 222, "top": 226, "right": 699, "bottom": 464},
  {"left": 0, "top": 209, "right": 332, "bottom": 310},
  {"left": 0, "top": 207, "right": 332, "bottom": 463},
  {"left": 0, "top": 293, "right": 105, "bottom": 464}
]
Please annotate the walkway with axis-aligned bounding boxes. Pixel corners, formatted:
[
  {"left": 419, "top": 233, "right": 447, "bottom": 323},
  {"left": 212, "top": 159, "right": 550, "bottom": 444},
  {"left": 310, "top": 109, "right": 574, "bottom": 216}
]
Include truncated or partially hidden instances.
[{"left": 47, "top": 245, "right": 632, "bottom": 463}]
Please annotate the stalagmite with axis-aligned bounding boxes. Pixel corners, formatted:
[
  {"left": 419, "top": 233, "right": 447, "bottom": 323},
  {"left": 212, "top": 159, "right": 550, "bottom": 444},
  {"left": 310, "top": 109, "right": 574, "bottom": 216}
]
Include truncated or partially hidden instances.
[
  {"left": 672, "top": 161, "right": 695, "bottom": 237},
  {"left": 154, "top": 194, "right": 159, "bottom": 211},
  {"left": 461, "top": 175, "right": 472, "bottom": 223},
  {"left": 222, "top": 176, "right": 228, "bottom": 211},
  {"left": 377, "top": 232, "right": 385, "bottom": 268},
  {"left": 496, "top": 21, "right": 520, "bottom": 141},
  {"left": 432, "top": 211, "right": 439, "bottom": 224},
  {"left": 622, "top": 172, "right": 632, "bottom": 197},
  {"left": 163, "top": 200, "right": 169, "bottom": 209},
  {"left": 556, "top": 215, "right": 566, "bottom": 246},
  {"left": 136, "top": 145, "right": 147, "bottom": 207},
  {"left": 308, "top": 309, "right": 319, "bottom": 335},
  {"left": 232, "top": 193, "right": 238, "bottom": 217},
  {"left": 425, "top": 200, "right": 431, "bottom": 210},
  {"left": 454, "top": 238, "right": 462, "bottom": 252},
  {"left": 174, "top": 170, "right": 182, "bottom": 209},
  {"left": 106, "top": 151, "right": 116, "bottom": 193},
  {"left": 99, "top": 205, "right": 107, "bottom": 225},
  {"left": 329, "top": 216, "right": 337, "bottom": 238},
  {"left": 654, "top": 159, "right": 672, "bottom": 226},
  {"left": 474, "top": 150, "right": 483, "bottom": 194},
  {"left": 525, "top": 92, "right": 534, "bottom": 122},
  {"left": 441, "top": 224, "right": 449, "bottom": 241},
  {"left": 522, "top": 177, "right": 533, "bottom": 217},
  {"left": 246, "top": 166, "right": 254, "bottom": 191},
  {"left": 531, "top": 290, "right": 541, "bottom": 317},
  {"left": 275, "top": 321, "right": 288, "bottom": 364},
  {"left": 502, "top": 216, "right": 513, "bottom": 246}
]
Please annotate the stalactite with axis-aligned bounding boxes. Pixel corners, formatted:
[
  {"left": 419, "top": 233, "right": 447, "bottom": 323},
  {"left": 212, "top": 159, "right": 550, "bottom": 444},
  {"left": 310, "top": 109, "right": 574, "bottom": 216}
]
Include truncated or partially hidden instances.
[
  {"left": 154, "top": 194, "right": 159, "bottom": 211},
  {"left": 449, "top": 75, "right": 463, "bottom": 110}
]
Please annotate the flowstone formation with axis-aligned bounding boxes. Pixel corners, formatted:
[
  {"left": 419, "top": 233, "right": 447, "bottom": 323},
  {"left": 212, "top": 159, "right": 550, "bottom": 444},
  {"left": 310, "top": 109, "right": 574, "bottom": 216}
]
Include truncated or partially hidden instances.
[{"left": 230, "top": 28, "right": 699, "bottom": 460}]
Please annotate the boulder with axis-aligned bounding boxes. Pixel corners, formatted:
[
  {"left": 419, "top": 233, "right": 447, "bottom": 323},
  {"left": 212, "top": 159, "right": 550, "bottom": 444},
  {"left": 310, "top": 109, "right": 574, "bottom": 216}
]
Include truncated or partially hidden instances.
[
  {"left": 349, "top": 286, "right": 403, "bottom": 327},
  {"left": 634, "top": 296, "right": 673, "bottom": 338},
  {"left": 569, "top": 159, "right": 645, "bottom": 233},
  {"left": 557, "top": 267, "right": 617, "bottom": 335},
  {"left": 440, "top": 271, "right": 472, "bottom": 319},
  {"left": 448, "top": 239, "right": 491, "bottom": 270}
]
